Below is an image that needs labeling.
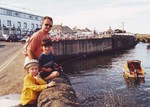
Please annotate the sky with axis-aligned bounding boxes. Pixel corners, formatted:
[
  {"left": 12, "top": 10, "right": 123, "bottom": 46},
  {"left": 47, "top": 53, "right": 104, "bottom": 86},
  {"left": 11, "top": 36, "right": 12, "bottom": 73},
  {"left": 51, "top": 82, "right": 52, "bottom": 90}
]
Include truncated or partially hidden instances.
[{"left": 0, "top": 0, "right": 150, "bottom": 34}]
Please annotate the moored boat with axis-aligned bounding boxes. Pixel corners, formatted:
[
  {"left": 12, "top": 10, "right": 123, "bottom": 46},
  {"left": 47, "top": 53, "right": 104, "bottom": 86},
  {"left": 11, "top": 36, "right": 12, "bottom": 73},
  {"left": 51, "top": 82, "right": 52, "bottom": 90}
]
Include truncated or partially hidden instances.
[{"left": 123, "top": 60, "right": 145, "bottom": 78}]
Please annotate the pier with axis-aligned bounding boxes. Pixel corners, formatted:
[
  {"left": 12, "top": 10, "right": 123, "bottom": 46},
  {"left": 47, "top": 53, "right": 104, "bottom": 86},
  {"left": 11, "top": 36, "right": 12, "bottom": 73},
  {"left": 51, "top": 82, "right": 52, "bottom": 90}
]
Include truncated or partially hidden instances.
[{"left": 52, "top": 34, "right": 138, "bottom": 61}]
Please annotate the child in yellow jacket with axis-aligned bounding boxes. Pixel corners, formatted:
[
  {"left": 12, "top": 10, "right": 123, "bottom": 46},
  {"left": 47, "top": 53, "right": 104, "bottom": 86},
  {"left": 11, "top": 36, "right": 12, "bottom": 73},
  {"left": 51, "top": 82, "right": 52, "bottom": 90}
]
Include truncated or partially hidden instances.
[{"left": 20, "top": 59, "right": 55, "bottom": 107}]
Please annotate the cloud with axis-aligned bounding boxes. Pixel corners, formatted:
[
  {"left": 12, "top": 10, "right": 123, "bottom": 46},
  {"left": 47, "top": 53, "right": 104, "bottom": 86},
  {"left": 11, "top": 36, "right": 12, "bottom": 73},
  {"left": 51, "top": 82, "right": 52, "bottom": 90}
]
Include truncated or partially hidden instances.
[{"left": 54, "top": 2, "right": 149, "bottom": 24}]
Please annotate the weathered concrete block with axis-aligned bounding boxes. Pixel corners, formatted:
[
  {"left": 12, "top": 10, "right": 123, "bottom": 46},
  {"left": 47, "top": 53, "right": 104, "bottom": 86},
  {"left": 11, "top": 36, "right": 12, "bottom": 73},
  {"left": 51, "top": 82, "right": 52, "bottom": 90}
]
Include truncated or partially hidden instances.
[{"left": 37, "top": 73, "right": 79, "bottom": 107}]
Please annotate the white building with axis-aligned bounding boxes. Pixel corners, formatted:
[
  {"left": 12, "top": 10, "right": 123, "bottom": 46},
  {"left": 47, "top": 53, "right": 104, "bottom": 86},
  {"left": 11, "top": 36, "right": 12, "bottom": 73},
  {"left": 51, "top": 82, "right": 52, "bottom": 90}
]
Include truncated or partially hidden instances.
[{"left": 0, "top": 7, "right": 43, "bottom": 36}]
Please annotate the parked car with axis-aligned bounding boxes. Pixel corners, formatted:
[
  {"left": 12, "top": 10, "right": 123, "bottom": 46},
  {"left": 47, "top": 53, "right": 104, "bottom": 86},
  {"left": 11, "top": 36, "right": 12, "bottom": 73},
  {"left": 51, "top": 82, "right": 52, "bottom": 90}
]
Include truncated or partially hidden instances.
[
  {"left": 16, "top": 34, "right": 23, "bottom": 41},
  {"left": 4, "top": 34, "right": 20, "bottom": 42},
  {"left": 0, "top": 36, "right": 5, "bottom": 41},
  {"left": 21, "top": 36, "right": 29, "bottom": 43}
]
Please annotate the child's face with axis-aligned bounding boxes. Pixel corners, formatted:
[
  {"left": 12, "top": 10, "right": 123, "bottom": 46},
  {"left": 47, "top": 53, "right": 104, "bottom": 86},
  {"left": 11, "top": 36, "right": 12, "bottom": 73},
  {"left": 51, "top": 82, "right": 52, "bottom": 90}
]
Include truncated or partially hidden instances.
[
  {"left": 28, "top": 65, "right": 39, "bottom": 76},
  {"left": 42, "top": 45, "right": 52, "bottom": 54}
]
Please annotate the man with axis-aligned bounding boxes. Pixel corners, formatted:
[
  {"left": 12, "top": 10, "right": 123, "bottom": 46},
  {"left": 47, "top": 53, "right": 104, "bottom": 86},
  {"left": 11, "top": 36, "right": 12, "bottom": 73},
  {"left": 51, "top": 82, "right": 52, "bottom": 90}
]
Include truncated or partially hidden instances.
[{"left": 26, "top": 16, "right": 53, "bottom": 60}]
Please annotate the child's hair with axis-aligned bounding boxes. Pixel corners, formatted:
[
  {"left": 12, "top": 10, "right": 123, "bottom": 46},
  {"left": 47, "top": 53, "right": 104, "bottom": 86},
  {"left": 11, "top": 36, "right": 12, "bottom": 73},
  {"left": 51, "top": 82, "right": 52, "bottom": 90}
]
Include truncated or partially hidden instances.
[{"left": 41, "top": 38, "right": 53, "bottom": 47}]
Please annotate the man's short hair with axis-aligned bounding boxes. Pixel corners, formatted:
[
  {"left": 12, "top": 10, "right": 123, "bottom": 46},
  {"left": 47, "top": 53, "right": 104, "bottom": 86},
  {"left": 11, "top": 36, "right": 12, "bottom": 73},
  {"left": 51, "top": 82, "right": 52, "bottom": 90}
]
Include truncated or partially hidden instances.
[{"left": 42, "top": 16, "right": 53, "bottom": 24}]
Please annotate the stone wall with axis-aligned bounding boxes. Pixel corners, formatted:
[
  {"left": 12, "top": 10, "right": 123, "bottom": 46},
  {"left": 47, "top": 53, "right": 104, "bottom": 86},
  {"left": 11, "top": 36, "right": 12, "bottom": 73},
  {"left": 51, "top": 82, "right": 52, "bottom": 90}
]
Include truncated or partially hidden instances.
[
  {"left": 53, "top": 38, "right": 112, "bottom": 61},
  {"left": 111, "top": 35, "right": 138, "bottom": 50},
  {"left": 52, "top": 36, "right": 137, "bottom": 61},
  {"left": 53, "top": 38, "right": 112, "bottom": 56}
]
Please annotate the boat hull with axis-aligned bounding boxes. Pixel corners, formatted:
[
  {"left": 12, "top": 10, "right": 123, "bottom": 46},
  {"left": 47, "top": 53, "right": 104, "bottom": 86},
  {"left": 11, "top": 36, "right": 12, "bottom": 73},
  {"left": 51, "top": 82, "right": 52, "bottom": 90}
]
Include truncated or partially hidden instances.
[{"left": 123, "top": 63, "right": 145, "bottom": 78}]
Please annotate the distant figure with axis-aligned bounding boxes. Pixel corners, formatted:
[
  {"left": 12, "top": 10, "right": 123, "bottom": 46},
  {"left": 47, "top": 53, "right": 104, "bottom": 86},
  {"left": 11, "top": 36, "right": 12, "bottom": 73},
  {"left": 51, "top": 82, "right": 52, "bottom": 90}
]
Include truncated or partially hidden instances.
[
  {"left": 26, "top": 16, "right": 53, "bottom": 60},
  {"left": 39, "top": 38, "right": 60, "bottom": 82},
  {"left": 20, "top": 59, "right": 56, "bottom": 107}
]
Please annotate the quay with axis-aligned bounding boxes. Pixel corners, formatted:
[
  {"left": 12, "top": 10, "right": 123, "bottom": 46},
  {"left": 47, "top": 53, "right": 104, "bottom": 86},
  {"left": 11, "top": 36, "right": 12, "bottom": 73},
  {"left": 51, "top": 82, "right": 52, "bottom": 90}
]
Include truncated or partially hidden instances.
[{"left": 52, "top": 34, "right": 138, "bottom": 62}]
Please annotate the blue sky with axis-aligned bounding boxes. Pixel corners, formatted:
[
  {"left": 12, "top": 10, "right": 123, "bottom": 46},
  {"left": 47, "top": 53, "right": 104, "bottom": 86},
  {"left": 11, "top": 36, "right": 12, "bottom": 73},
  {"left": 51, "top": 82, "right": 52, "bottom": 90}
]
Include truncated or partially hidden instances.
[{"left": 0, "top": 0, "right": 150, "bottom": 34}]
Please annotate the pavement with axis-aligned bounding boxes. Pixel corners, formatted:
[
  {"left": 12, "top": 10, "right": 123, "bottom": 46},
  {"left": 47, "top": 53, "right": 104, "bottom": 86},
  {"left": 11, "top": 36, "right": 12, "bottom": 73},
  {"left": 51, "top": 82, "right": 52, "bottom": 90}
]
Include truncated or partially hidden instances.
[{"left": 0, "top": 94, "right": 21, "bottom": 107}]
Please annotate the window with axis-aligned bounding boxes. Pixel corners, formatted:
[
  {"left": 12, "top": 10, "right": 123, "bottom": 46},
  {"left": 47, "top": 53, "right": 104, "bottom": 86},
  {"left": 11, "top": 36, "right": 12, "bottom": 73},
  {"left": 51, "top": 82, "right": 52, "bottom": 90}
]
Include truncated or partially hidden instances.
[
  {"left": 38, "top": 17, "right": 42, "bottom": 21},
  {"left": 35, "top": 16, "right": 38, "bottom": 20},
  {"left": 17, "top": 22, "right": 21, "bottom": 28},
  {"left": 36, "top": 24, "right": 38, "bottom": 28},
  {"left": 13, "top": 12, "right": 20, "bottom": 17},
  {"left": 32, "top": 16, "right": 36, "bottom": 20},
  {"left": 30, "top": 15, "right": 32, "bottom": 19},
  {"left": 6, "top": 10, "right": 12, "bottom": 16},
  {"left": 0, "top": 8, "right": 5, "bottom": 14},
  {"left": 24, "top": 22, "right": 27, "bottom": 28},
  {"left": 13, "top": 24, "right": 15, "bottom": 28},
  {"left": 26, "top": 14, "right": 29, "bottom": 19},
  {"left": 15, "top": 12, "right": 18, "bottom": 16},
  {"left": 20, "top": 13, "right": 25, "bottom": 18},
  {"left": 7, "top": 20, "right": 11, "bottom": 26},
  {"left": 31, "top": 23, "right": 34, "bottom": 29}
]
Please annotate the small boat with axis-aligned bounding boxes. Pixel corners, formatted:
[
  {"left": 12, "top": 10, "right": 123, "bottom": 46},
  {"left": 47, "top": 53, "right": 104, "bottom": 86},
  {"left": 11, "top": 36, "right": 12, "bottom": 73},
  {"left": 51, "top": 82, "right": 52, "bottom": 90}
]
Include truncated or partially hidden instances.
[{"left": 123, "top": 60, "right": 145, "bottom": 78}]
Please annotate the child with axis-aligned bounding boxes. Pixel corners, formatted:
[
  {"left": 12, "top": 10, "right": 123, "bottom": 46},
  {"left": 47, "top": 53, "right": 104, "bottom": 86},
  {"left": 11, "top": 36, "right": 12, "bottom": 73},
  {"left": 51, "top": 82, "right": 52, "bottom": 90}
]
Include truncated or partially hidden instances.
[
  {"left": 39, "top": 38, "right": 61, "bottom": 81},
  {"left": 20, "top": 59, "right": 56, "bottom": 107}
]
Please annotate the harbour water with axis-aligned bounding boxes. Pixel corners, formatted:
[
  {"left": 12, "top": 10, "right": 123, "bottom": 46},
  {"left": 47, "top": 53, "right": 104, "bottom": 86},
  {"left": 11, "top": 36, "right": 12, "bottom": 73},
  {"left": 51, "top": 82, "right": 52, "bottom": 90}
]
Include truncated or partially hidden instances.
[{"left": 64, "top": 42, "right": 150, "bottom": 107}]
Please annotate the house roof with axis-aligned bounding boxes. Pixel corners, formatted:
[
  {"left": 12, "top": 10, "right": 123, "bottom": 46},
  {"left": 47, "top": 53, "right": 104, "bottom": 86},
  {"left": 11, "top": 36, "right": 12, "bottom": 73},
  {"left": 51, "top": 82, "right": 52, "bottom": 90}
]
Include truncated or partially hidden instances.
[
  {"left": 51, "top": 25, "right": 62, "bottom": 30},
  {"left": 51, "top": 25, "right": 73, "bottom": 33},
  {"left": 82, "top": 28, "right": 92, "bottom": 32}
]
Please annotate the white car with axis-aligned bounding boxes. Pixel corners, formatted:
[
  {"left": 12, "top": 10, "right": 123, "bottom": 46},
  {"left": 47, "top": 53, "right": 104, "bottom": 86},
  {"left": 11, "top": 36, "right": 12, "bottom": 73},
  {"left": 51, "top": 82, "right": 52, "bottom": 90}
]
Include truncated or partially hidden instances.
[{"left": 21, "top": 36, "right": 29, "bottom": 43}]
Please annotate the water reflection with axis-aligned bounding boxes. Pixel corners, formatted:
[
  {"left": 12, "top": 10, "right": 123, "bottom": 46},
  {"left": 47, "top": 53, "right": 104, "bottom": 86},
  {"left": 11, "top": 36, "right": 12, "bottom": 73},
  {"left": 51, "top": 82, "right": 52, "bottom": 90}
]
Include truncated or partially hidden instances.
[
  {"left": 63, "top": 48, "right": 137, "bottom": 74},
  {"left": 63, "top": 54, "right": 113, "bottom": 74},
  {"left": 124, "top": 77, "right": 145, "bottom": 88}
]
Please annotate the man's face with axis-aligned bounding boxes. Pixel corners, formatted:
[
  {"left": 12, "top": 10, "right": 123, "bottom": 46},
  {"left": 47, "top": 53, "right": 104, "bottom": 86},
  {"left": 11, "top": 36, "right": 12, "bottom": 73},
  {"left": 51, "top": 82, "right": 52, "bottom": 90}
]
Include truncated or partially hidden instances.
[{"left": 42, "top": 19, "right": 53, "bottom": 33}]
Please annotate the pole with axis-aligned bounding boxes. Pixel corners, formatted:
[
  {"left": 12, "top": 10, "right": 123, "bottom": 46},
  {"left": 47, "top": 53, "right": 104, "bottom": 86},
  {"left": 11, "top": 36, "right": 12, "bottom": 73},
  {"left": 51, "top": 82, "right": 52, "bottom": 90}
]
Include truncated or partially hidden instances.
[{"left": 122, "top": 22, "right": 124, "bottom": 33}]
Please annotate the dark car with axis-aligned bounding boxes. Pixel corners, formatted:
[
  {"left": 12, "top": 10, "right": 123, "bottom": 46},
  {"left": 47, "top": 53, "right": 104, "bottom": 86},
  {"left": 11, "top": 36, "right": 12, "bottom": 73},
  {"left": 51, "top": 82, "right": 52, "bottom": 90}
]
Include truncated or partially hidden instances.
[
  {"left": 6, "top": 34, "right": 20, "bottom": 42},
  {"left": 0, "top": 36, "right": 5, "bottom": 41}
]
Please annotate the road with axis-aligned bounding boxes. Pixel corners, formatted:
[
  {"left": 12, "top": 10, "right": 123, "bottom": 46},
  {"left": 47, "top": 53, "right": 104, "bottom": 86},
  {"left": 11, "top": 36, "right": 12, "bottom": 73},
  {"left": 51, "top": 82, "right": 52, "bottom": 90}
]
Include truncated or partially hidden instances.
[
  {"left": 0, "top": 42, "right": 24, "bottom": 64},
  {"left": 0, "top": 41, "right": 25, "bottom": 96}
]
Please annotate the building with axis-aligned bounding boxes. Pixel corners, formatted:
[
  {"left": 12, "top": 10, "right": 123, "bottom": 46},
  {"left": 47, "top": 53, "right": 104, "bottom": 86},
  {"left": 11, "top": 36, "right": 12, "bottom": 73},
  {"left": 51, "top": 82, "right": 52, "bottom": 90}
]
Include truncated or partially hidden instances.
[
  {"left": 0, "top": 7, "right": 43, "bottom": 36},
  {"left": 50, "top": 24, "right": 73, "bottom": 36},
  {"left": 106, "top": 27, "right": 114, "bottom": 34},
  {"left": 73, "top": 27, "right": 93, "bottom": 37}
]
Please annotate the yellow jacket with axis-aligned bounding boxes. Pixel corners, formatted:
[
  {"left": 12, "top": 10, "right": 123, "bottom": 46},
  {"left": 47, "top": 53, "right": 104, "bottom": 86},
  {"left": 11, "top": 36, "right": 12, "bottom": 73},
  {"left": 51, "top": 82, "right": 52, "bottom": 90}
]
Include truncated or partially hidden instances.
[{"left": 20, "top": 73, "right": 47, "bottom": 105}]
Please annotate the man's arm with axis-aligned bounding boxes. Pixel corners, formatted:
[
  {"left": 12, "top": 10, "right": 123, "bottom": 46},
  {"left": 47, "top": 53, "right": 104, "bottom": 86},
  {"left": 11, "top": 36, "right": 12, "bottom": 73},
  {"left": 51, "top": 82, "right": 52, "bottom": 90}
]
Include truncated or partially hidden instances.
[
  {"left": 26, "top": 32, "right": 39, "bottom": 59},
  {"left": 27, "top": 49, "right": 36, "bottom": 59}
]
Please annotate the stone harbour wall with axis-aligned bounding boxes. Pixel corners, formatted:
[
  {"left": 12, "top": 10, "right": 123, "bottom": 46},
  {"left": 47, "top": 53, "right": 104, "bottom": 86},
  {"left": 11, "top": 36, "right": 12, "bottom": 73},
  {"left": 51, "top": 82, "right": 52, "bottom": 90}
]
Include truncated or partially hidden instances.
[{"left": 52, "top": 35, "right": 137, "bottom": 61}]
